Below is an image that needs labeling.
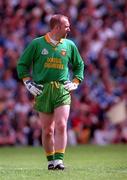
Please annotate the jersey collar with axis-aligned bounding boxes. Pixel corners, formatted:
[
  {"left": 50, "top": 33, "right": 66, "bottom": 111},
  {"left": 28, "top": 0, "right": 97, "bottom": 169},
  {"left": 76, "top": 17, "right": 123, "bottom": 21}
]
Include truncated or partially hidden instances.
[{"left": 44, "top": 33, "right": 63, "bottom": 46}]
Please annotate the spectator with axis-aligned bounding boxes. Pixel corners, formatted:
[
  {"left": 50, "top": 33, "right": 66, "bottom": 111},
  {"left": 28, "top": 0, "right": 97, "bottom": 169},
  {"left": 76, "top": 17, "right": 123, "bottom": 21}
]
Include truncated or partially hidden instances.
[{"left": 0, "top": 0, "right": 127, "bottom": 146}]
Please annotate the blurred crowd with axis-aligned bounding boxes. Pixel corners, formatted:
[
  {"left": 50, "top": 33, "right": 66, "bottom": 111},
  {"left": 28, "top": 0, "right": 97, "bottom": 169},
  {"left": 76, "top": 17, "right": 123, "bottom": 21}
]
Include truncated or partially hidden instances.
[{"left": 0, "top": 0, "right": 127, "bottom": 146}]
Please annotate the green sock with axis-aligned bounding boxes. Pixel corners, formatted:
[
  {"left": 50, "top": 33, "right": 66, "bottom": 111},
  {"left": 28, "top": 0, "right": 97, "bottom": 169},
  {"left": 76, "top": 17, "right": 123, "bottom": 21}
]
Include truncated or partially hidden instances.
[
  {"left": 54, "top": 153, "right": 64, "bottom": 160},
  {"left": 47, "top": 154, "right": 54, "bottom": 161}
]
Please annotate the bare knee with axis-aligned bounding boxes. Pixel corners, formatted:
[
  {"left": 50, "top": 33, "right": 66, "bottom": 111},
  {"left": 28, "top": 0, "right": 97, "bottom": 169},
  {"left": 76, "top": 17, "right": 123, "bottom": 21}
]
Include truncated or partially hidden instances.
[
  {"left": 43, "top": 127, "right": 54, "bottom": 138},
  {"left": 55, "top": 122, "right": 67, "bottom": 134}
]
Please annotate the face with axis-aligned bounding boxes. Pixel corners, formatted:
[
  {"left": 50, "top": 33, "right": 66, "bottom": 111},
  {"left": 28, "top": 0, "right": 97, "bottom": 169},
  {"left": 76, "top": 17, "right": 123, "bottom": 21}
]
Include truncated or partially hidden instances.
[{"left": 58, "top": 17, "right": 70, "bottom": 38}]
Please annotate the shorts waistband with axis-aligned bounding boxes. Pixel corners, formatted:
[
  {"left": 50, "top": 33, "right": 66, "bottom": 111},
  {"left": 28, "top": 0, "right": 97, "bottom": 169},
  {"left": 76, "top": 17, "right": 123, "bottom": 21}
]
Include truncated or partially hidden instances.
[
  {"left": 42, "top": 81, "right": 65, "bottom": 89},
  {"left": 42, "top": 81, "right": 65, "bottom": 85}
]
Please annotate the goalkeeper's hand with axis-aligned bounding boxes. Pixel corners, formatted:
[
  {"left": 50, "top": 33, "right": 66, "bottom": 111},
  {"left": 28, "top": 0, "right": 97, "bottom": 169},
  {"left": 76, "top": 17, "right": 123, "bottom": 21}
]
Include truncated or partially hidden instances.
[
  {"left": 23, "top": 80, "right": 43, "bottom": 96},
  {"left": 64, "top": 81, "right": 78, "bottom": 91}
]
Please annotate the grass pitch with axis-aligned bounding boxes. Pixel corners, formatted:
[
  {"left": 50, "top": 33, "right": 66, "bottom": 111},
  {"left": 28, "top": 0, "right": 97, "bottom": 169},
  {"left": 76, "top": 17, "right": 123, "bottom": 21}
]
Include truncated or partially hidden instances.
[{"left": 0, "top": 145, "right": 127, "bottom": 180}]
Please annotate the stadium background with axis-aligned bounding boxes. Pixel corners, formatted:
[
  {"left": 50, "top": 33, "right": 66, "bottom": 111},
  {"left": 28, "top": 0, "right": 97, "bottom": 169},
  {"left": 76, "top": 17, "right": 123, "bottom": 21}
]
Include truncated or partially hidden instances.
[{"left": 0, "top": 0, "right": 127, "bottom": 146}]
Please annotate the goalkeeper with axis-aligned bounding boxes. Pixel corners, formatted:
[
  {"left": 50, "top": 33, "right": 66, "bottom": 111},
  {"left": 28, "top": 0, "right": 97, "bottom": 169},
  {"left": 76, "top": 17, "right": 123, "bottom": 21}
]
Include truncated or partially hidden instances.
[{"left": 17, "top": 14, "right": 84, "bottom": 170}]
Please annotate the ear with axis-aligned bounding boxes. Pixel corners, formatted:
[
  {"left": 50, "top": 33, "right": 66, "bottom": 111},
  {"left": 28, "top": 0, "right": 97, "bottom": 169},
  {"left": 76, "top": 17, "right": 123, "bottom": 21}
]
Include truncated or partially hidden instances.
[{"left": 55, "top": 24, "right": 61, "bottom": 30}]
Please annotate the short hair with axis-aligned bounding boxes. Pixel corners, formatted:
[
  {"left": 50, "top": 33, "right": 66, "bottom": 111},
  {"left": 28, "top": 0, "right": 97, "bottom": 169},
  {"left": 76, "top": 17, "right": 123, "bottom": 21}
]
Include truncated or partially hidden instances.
[{"left": 49, "top": 14, "right": 69, "bottom": 29}]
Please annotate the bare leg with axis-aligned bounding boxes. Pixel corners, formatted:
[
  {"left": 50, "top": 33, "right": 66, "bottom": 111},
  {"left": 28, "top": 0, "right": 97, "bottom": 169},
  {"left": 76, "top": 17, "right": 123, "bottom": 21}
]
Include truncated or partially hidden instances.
[
  {"left": 39, "top": 112, "right": 55, "bottom": 154},
  {"left": 54, "top": 105, "right": 70, "bottom": 153}
]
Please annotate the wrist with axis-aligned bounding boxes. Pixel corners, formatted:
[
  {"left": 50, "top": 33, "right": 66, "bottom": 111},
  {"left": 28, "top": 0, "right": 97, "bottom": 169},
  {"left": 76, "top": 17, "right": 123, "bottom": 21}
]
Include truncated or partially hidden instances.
[
  {"left": 72, "top": 78, "right": 80, "bottom": 85},
  {"left": 23, "top": 77, "right": 31, "bottom": 83}
]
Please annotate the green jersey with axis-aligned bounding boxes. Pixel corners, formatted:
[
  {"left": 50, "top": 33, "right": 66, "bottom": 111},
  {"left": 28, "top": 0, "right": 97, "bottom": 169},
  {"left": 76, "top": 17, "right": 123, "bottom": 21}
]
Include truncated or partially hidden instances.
[{"left": 17, "top": 34, "right": 84, "bottom": 83}]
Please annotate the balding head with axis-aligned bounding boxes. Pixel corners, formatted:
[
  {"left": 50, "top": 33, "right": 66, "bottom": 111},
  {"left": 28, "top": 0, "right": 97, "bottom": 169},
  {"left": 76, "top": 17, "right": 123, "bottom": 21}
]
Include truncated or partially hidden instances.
[{"left": 49, "top": 14, "right": 69, "bottom": 29}]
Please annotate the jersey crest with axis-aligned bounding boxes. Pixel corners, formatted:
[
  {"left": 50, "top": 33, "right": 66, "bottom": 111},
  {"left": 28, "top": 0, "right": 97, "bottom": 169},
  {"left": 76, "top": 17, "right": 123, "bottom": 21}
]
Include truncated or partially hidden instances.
[
  {"left": 41, "top": 48, "right": 48, "bottom": 55},
  {"left": 61, "top": 49, "right": 66, "bottom": 56}
]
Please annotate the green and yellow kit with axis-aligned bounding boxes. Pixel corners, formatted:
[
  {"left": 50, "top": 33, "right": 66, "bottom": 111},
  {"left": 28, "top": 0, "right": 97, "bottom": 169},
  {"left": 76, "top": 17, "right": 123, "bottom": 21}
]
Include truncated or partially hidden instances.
[
  {"left": 17, "top": 34, "right": 84, "bottom": 113},
  {"left": 17, "top": 34, "right": 84, "bottom": 83}
]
